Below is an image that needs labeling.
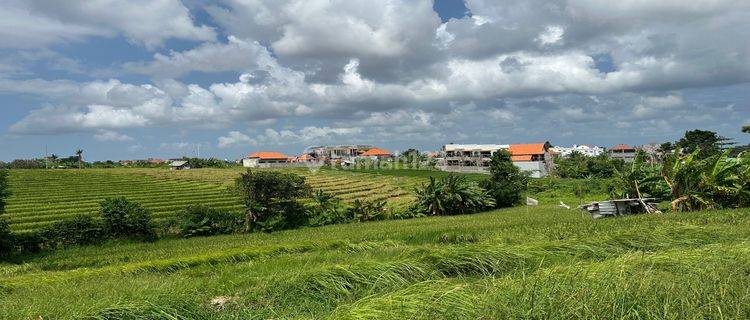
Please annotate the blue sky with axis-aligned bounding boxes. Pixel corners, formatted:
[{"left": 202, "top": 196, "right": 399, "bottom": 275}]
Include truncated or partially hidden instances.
[{"left": 1, "top": 0, "right": 749, "bottom": 161}]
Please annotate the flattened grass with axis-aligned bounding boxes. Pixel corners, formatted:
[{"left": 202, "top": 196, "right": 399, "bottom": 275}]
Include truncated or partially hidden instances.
[{"left": 2, "top": 205, "right": 750, "bottom": 319}]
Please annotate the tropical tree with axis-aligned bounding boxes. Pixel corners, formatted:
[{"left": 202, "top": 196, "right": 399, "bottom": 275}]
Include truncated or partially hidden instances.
[
  {"left": 482, "top": 150, "right": 528, "bottom": 207},
  {"left": 75, "top": 149, "right": 83, "bottom": 169},
  {"left": 662, "top": 149, "right": 749, "bottom": 211},
  {"left": 50, "top": 154, "right": 58, "bottom": 162},
  {"left": 414, "top": 175, "right": 494, "bottom": 216},
  {"left": 236, "top": 170, "right": 310, "bottom": 232},
  {"left": 676, "top": 129, "right": 733, "bottom": 159},
  {"left": 613, "top": 151, "right": 668, "bottom": 199},
  {"left": 307, "top": 190, "right": 349, "bottom": 226}
]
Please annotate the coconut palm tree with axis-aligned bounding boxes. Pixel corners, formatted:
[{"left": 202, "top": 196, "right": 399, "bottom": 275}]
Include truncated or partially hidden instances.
[
  {"left": 50, "top": 154, "right": 58, "bottom": 162},
  {"left": 75, "top": 149, "right": 83, "bottom": 169}
]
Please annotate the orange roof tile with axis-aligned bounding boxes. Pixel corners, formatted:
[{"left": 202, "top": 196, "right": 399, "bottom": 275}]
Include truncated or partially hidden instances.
[
  {"left": 508, "top": 143, "right": 547, "bottom": 156},
  {"left": 361, "top": 148, "right": 392, "bottom": 156},
  {"left": 610, "top": 144, "right": 635, "bottom": 151},
  {"left": 248, "top": 151, "right": 289, "bottom": 160}
]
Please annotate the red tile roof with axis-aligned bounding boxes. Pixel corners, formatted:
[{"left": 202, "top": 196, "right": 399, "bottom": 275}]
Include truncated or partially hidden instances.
[
  {"left": 361, "top": 148, "right": 392, "bottom": 156},
  {"left": 508, "top": 143, "right": 547, "bottom": 156},
  {"left": 610, "top": 144, "right": 636, "bottom": 151},
  {"left": 248, "top": 151, "right": 289, "bottom": 160}
]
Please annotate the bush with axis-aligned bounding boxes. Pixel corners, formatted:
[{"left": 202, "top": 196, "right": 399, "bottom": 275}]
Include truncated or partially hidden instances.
[
  {"left": 38, "top": 215, "right": 106, "bottom": 249},
  {"left": 553, "top": 152, "right": 623, "bottom": 179},
  {"left": 176, "top": 205, "right": 243, "bottom": 238},
  {"left": 307, "top": 190, "right": 351, "bottom": 227},
  {"left": 0, "top": 170, "right": 11, "bottom": 256},
  {"left": 236, "top": 170, "right": 310, "bottom": 232},
  {"left": 99, "top": 197, "right": 156, "bottom": 241},
  {"left": 414, "top": 175, "right": 495, "bottom": 216},
  {"left": 0, "top": 219, "right": 12, "bottom": 257},
  {"left": 347, "top": 199, "right": 387, "bottom": 222},
  {"left": 481, "top": 150, "right": 528, "bottom": 208},
  {"left": 254, "top": 201, "right": 308, "bottom": 232}
]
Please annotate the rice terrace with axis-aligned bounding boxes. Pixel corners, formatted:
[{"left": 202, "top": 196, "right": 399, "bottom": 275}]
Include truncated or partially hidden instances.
[{"left": 3, "top": 0, "right": 750, "bottom": 319}]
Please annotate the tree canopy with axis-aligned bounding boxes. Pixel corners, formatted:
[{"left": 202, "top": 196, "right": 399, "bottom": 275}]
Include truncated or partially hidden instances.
[{"left": 676, "top": 129, "right": 733, "bottom": 159}]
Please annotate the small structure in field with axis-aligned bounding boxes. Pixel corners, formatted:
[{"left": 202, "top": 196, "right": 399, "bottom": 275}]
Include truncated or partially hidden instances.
[
  {"left": 243, "top": 151, "right": 290, "bottom": 168},
  {"left": 169, "top": 160, "right": 190, "bottom": 170},
  {"left": 580, "top": 198, "right": 659, "bottom": 219}
]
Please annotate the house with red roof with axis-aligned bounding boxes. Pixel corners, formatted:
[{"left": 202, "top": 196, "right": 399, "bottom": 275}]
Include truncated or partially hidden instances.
[
  {"left": 360, "top": 147, "right": 393, "bottom": 159},
  {"left": 440, "top": 142, "right": 552, "bottom": 177},
  {"left": 608, "top": 144, "right": 638, "bottom": 163},
  {"left": 242, "top": 151, "right": 290, "bottom": 168}
]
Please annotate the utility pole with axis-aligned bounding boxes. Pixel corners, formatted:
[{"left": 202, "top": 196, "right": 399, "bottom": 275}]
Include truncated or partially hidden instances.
[{"left": 44, "top": 145, "right": 48, "bottom": 169}]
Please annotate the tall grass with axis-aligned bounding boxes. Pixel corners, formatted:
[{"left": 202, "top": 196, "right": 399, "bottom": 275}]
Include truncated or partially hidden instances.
[{"left": 2, "top": 205, "right": 750, "bottom": 319}]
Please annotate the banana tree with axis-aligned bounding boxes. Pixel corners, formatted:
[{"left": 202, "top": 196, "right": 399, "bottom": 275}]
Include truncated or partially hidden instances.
[{"left": 663, "top": 149, "right": 747, "bottom": 211}]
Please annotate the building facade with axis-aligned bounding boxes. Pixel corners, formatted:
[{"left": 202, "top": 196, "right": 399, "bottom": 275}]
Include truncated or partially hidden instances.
[
  {"left": 439, "top": 142, "right": 553, "bottom": 177},
  {"left": 242, "top": 151, "right": 290, "bottom": 168},
  {"left": 551, "top": 144, "right": 605, "bottom": 157},
  {"left": 608, "top": 144, "right": 638, "bottom": 163}
]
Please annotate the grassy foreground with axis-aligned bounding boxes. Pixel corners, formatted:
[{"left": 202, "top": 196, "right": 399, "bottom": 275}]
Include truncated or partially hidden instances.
[{"left": 2, "top": 205, "right": 750, "bottom": 319}]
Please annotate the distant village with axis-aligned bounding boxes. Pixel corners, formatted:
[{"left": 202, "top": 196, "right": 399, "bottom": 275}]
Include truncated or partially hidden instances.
[{"left": 200, "top": 142, "right": 648, "bottom": 178}]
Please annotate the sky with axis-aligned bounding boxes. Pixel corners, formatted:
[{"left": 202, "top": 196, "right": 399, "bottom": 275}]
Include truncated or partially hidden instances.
[{"left": 1, "top": 0, "right": 749, "bottom": 161}]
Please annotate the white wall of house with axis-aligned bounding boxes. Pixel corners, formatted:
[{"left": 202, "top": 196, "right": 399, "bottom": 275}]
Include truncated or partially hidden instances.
[
  {"left": 242, "top": 158, "right": 259, "bottom": 168},
  {"left": 551, "top": 145, "right": 605, "bottom": 157},
  {"left": 439, "top": 161, "right": 548, "bottom": 177}
]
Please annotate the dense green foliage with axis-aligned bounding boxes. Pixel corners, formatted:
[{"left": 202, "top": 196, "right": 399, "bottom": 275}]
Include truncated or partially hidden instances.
[
  {"left": 553, "top": 152, "right": 624, "bottom": 178},
  {"left": 414, "top": 175, "right": 494, "bottom": 215},
  {"left": 175, "top": 205, "right": 243, "bottom": 238},
  {"left": 182, "top": 157, "right": 235, "bottom": 169},
  {"left": 3, "top": 206, "right": 750, "bottom": 319},
  {"left": 676, "top": 129, "right": 733, "bottom": 159},
  {"left": 0, "top": 170, "right": 10, "bottom": 255},
  {"left": 99, "top": 197, "right": 156, "bottom": 241},
  {"left": 662, "top": 150, "right": 749, "bottom": 211},
  {"left": 236, "top": 170, "right": 310, "bottom": 232},
  {"left": 347, "top": 198, "right": 387, "bottom": 222},
  {"left": 481, "top": 150, "right": 528, "bottom": 207},
  {"left": 0, "top": 159, "right": 46, "bottom": 169},
  {"left": 37, "top": 215, "right": 105, "bottom": 249},
  {"left": 613, "top": 152, "right": 668, "bottom": 199},
  {"left": 619, "top": 148, "right": 750, "bottom": 211}
]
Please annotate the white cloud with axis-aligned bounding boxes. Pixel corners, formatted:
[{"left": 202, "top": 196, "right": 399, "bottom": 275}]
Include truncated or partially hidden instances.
[
  {"left": 218, "top": 131, "right": 257, "bottom": 148},
  {"left": 125, "top": 36, "right": 266, "bottom": 78},
  {"left": 93, "top": 130, "right": 133, "bottom": 142},
  {"left": 0, "top": 0, "right": 215, "bottom": 49},
  {"left": 536, "top": 25, "right": 565, "bottom": 46}
]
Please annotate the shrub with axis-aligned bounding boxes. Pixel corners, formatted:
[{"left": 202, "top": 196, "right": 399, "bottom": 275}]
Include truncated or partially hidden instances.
[
  {"left": 99, "top": 197, "right": 156, "bottom": 241},
  {"left": 176, "top": 205, "right": 243, "bottom": 238},
  {"left": 481, "top": 150, "right": 528, "bottom": 208},
  {"left": 307, "top": 190, "right": 351, "bottom": 226},
  {"left": 414, "top": 175, "right": 495, "bottom": 216},
  {"left": 236, "top": 170, "right": 310, "bottom": 232},
  {"left": 347, "top": 199, "right": 387, "bottom": 222},
  {"left": 0, "top": 219, "right": 12, "bottom": 257},
  {"left": 0, "top": 170, "right": 11, "bottom": 256},
  {"left": 38, "top": 215, "right": 106, "bottom": 249}
]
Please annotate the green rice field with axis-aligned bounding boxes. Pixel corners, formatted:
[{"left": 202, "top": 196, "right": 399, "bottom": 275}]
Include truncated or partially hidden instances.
[
  {"left": 2, "top": 205, "right": 750, "bottom": 319},
  {"left": 2, "top": 168, "right": 427, "bottom": 233},
  {"left": 3, "top": 168, "right": 610, "bottom": 234}
]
